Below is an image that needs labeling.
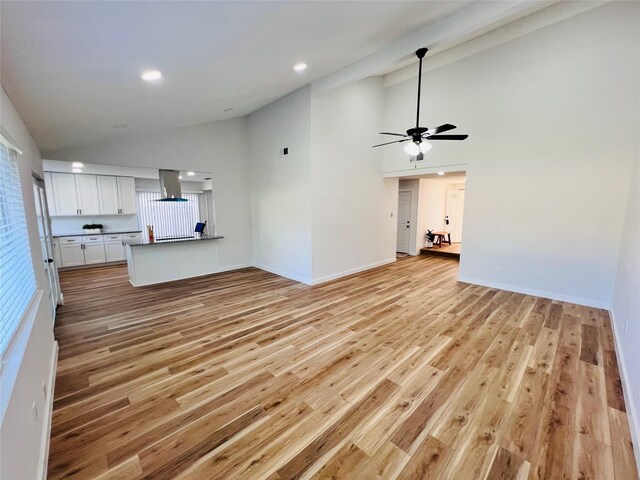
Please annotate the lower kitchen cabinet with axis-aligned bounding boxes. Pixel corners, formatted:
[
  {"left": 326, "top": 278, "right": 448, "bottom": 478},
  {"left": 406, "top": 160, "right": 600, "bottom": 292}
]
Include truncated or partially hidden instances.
[
  {"left": 59, "top": 241, "right": 85, "bottom": 267},
  {"left": 56, "top": 233, "right": 140, "bottom": 267},
  {"left": 104, "top": 234, "right": 126, "bottom": 262},
  {"left": 83, "top": 240, "right": 107, "bottom": 264}
]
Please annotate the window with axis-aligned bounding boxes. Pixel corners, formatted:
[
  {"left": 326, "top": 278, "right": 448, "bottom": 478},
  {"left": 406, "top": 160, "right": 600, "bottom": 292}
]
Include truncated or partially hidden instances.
[
  {"left": 136, "top": 191, "right": 202, "bottom": 239},
  {"left": 0, "top": 138, "right": 36, "bottom": 354}
]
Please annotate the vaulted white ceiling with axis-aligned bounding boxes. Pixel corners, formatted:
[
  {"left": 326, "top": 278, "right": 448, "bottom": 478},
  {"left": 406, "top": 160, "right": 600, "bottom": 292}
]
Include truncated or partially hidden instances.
[
  {"left": 3, "top": 1, "right": 572, "bottom": 156},
  {"left": 2, "top": 0, "right": 478, "bottom": 153}
]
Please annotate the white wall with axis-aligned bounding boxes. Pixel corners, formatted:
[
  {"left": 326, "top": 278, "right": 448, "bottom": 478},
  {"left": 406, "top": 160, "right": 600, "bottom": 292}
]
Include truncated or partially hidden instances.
[
  {"left": 611, "top": 158, "right": 640, "bottom": 467},
  {"left": 383, "top": 2, "right": 640, "bottom": 307},
  {"left": 1, "top": 87, "right": 57, "bottom": 480},
  {"left": 310, "top": 77, "right": 397, "bottom": 281},
  {"left": 248, "top": 86, "right": 313, "bottom": 283},
  {"left": 47, "top": 117, "right": 252, "bottom": 270}
]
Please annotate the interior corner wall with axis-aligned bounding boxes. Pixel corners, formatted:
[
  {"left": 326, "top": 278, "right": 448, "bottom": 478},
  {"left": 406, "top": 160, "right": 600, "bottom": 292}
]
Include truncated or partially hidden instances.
[
  {"left": 47, "top": 116, "right": 252, "bottom": 271},
  {"left": 310, "top": 77, "right": 397, "bottom": 282},
  {"left": 611, "top": 157, "right": 640, "bottom": 469},
  {"left": 383, "top": 1, "right": 640, "bottom": 307},
  {"left": 248, "top": 86, "right": 313, "bottom": 283},
  {"left": 1, "top": 87, "right": 57, "bottom": 480}
]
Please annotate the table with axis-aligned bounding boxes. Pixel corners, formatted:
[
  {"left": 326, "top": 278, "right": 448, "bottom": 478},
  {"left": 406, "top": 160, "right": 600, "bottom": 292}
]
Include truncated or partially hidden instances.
[{"left": 432, "top": 231, "right": 452, "bottom": 248}]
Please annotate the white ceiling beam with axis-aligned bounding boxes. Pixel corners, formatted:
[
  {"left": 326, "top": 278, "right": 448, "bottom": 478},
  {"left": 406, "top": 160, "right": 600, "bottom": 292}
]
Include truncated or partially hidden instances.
[{"left": 311, "top": 0, "right": 562, "bottom": 94}]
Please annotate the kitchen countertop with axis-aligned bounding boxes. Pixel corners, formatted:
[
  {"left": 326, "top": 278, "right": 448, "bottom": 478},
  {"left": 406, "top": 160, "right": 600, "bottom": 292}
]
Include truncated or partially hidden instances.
[
  {"left": 128, "top": 235, "right": 224, "bottom": 247},
  {"left": 53, "top": 230, "right": 142, "bottom": 237}
]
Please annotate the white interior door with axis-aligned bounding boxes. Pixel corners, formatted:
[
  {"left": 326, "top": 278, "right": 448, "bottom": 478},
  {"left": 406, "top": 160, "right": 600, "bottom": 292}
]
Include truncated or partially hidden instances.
[
  {"left": 397, "top": 191, "right": 411, "bottom": 253},
  {"left": 33, "top": 179, "right": 60, "bottom": 317},
  {"left": 446, "top": 189, "right": 465, "bottom": 243}
]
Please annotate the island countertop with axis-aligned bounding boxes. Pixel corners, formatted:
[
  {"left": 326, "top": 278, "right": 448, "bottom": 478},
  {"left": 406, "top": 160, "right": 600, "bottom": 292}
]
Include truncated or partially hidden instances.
[{"left": 128, "top": 235, "right": 224, "bottom": 247}]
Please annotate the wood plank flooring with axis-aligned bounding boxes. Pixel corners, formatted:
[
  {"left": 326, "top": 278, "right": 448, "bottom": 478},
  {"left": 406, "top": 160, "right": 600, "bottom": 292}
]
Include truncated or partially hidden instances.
[{"left": 48, "top": 256, "right": 638, "bottom": 479}]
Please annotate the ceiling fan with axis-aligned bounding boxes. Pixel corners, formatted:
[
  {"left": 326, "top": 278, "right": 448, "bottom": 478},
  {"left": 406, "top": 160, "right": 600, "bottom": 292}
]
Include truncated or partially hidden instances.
[{"left": 373, "top": 47, "right": 468, "bottom": 155}]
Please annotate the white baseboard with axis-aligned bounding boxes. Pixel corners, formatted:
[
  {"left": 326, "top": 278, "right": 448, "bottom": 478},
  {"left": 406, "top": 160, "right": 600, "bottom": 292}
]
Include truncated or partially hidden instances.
[
  {"left": 457, "top": 275, "right": 610, "bottom": 309},
  {"left": 309, "top": 258, "right": 397, "bottom": 285},
  {"left": 253, "top": 258, "right": 398, "bottom": 286},
  {"left": 252, "top": 263, "right": 313, "bottom": 285},
  {"left": 39, "top": 340, "right": 58, "bottom": 480},
  {"left": 216, "top": 263, "right": 252, "bottom": 273},
  {"left": 609, "top": 309, "right": 640, "bottom": 477}
]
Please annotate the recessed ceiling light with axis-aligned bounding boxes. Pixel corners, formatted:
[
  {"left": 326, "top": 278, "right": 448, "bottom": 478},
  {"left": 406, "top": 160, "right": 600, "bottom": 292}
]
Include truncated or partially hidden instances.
[
  {"left": 71, "top": 162, "right": 84, "bottom": 168},
  {"left": 72, "top": 168, "right": 82, "bottom": 173},
  {"left": 223, "top": 108, "right": 234, "bottom": 112},
  {"left": 141, "top": 70, "right": 162, "bottom": 81},
  {"left": 293, "top": 63, "right": 307, "bottom": 72},
  {"left": 178, "top": 175, "right": 183, "bottom": 180},
  {"left": 187, "top": 171, "right": 195, "bottom": 176},
  {"left": 437, "top": 171, "right": 445, "bottom": 176}
]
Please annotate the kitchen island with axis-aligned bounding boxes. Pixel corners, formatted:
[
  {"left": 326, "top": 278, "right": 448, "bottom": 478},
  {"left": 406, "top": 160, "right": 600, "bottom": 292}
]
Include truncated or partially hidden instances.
[{"left": 125, "top": 235, "right": 225, "bottom": 286}]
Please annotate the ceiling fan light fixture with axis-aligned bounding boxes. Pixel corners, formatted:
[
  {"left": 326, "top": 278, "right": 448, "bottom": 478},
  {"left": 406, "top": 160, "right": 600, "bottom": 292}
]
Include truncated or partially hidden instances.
[
  {"left": 404, "top": 142, "right": 421, "bottom": 156},
  {"left": 420, "top": 141, "right": 432, "bottom": 154}
]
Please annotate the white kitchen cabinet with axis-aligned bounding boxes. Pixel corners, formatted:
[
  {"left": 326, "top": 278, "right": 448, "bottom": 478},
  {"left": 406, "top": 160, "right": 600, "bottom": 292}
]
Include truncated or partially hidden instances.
[
  {"left": 75, "top": 175, "right": 100, "bottom": 215},
  {"left": 51, "top": 173, "right": 79, "bottom": 216},
  {"left": 44, "top": 172, "right": 57, "bottom": 216},
  {"left": 117, "top": 177, "right": 136, "bottom": 214},
  {"left": 97, "top": 176, "right": 120, "bottom": 214},
  {"left": 104, "top": 234, "right": 125, "bottom": 261},
  {"left": 123, "top": 232, "right": 142, "bottom": 243},
  {"left": 59, "top": 237, "right": 85, "bottom": 267},
  {"left": 47, "top": 173, "right": 137, "bottom": 216},
  {"left": 83, "top": 242, "right": 107, "bottom": 264}
]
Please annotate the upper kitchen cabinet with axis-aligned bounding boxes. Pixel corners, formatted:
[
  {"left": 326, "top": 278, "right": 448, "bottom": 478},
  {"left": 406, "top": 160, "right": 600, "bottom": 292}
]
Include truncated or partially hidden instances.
[
  {"left": 97, "top": 175, "right": 136, "bottom": 214},
  {"left": 117, "top": 177, "right": 136, "bottom": 214},
  {"left": 51, "top": 172, "right": 79, "bottom": 215},
  {"left": 97, "top": 175, "right": 119, "bottom": 214},
  {"left": 74, "top": 174, "right": 100, "bottom": 215},
  {"left": 46, "top": 173, "right": 137, "bottom": 216}
]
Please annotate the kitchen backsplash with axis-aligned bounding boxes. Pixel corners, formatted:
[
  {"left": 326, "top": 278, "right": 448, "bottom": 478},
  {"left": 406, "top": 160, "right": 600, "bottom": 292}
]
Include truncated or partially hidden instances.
[{"left": 51, "top": 214, "right": 139, "bottom": 234}]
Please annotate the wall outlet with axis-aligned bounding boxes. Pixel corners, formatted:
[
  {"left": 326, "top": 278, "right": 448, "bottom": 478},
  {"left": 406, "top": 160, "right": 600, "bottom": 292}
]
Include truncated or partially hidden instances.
[
  {"left": 495, "top": 267, "right": 501, "bottom": 274},
  {"left": 32, "top": 402, "right": 38, "bottom": 422},
  {"left": 625, "top": 320, "right": 628, "bottom": 333},
  {"left": 42, "top": 381, "right": 47, "bottom": 400}
]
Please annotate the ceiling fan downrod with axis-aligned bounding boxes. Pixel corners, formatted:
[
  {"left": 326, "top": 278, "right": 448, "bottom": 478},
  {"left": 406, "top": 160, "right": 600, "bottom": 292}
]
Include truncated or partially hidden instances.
[{"left": 415, "top": 47, "right": 428, "bottom": 131}]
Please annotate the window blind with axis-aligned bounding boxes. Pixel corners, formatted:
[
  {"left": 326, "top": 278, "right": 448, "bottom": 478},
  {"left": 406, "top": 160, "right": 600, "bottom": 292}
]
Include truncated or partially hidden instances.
[
  {"left": 136, "top": 192, "right": 202, "bottom": 239},
  {"left": 0, "top": 139, "right": 36, "bottom": 354}
]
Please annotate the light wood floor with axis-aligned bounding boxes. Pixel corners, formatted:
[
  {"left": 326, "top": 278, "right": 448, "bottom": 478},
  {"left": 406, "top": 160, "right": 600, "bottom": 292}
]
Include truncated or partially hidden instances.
[
  {"left": 48, "top": 256, "right": 638, "bottom": 480},
  {"left": 420, "top": 242, "right": 461, "bottom": 259}
]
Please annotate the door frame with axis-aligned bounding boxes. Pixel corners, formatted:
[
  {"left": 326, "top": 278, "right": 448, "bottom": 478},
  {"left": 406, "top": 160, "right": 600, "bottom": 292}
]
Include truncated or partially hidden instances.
[
  {"left": 397, "top": 190, "right": 413, "bottom": 254},
  {"left": 32, "top": 172, "right": 62, "bottom": 317}
]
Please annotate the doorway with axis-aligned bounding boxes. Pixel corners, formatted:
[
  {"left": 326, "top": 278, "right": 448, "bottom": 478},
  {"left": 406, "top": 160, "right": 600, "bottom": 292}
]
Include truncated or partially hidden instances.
[
  {"left": 395, "top": 171, "right": 466, "bottom": 259},
  {"left": 33, "top": 175, "right": 61, "bottom": 319},
  {"left": 396, "top": 191, "right": 412, "bottom": 253}
]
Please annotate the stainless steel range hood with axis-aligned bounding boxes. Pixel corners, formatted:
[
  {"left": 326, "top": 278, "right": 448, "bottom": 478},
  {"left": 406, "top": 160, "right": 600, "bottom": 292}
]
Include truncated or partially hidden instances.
[{"left": 157, "top": 169, "right": 187, "bottom": 202}]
